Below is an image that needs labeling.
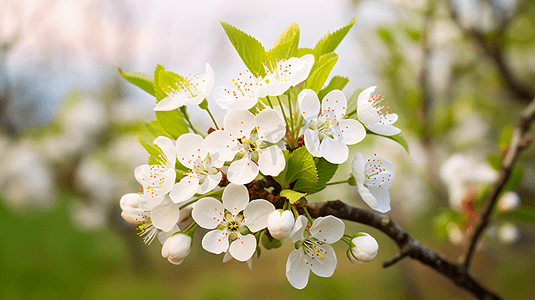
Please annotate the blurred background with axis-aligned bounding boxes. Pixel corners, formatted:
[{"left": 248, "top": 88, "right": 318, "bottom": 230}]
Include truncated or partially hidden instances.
[{"left": 1, "top": 0, "right": 534, "bottom": 299}]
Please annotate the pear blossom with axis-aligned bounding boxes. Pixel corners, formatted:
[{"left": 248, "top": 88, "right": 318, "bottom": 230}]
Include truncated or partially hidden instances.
[
  {"left": 205, "top": 108, "right": 286, "bottom": 184},
  {"left": 356, "top": 86, "right": 400, "bottom": 136},
  {"left": 120, "top": 193, "right": 179, "bottom": 244},
  {"left": 192, "top": 183, "right": 275, "bottom": 261},
  {"left": 161, "top": 233, "right": 192, "bottom": 265},
  {"left": 299, "top": 89, "right": 366, "bottom": 164},
  {"left": 169, "top": 133, "right": 223, "bottom": 204},
  {"left": 286, "top": 215, "right": 345, "bottom": 289},
  {"left": 348, "top": 233, "right": 378, "bottom": 264},
  {"left": 213, "top": 70, "right": 260, "bottom": 110},
  {"left": 154, "top": 63, "right": 214, "bottom": 111},
  {"left": 134, "top": 136, "right": 177, "bottom": 209},
  {"left": 351, "top": 153, "right": 395, "bottom": 213},
  {"left": 267, "top": 210, "right": 295, "bottom": 240},
  {"left": 257, "top": 54, "right": 314, "bottom": 98}
]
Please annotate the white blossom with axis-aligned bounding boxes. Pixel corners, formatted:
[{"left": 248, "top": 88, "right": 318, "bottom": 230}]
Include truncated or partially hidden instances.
[
  {"left": 213, "top": 70, "right": 260, "bottom": 110},
  {"left": 256, "top": 55, "right": 314, "bottom": 98},
  {"left": 161, "top": 233, "right": 192, "bottom": 265},
  {"left": 497, "top": 191, "right": 520, "bottom": 212},
  {"left": 351, "top": 153, "right": 395, "bottom": 213},
  {"left": 348, "top": 233, "right": 378, "bottom": 264},
  {"left": 286, "top": 215, "right": 344, "bottom": 289},
  {"left": 267, "top": 210, "right": 295, "bottom": 240},
  {"left": 299, "top": 89, "right": 366, "bottom": 164},
  {"left": 357, "top": 86, "right": 400, "bottom": 136}
]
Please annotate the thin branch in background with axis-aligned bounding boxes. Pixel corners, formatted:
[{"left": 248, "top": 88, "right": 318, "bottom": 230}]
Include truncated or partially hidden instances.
[{"left": 462, "top": 98, "right": 535, "bottom": 270}]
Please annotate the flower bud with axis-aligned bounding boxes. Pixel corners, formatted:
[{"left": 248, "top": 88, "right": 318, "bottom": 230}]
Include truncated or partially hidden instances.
[
  {"left": 161, "top": 233, "right": 192, "bottom": 265},
  {"left": 497, "top": 191, "right": 520, "bottom": 212},
  {"left": 267, "top": 210, "right": 294, "bottom": 240},
  {"left": 120, "top": 193, "right": 148, "bottom": 225},
  {"left": 349, "top": 233, "right": 378, "bottom": 264}
]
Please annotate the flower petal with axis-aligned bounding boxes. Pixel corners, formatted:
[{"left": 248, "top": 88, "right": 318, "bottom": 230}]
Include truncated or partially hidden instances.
[
  {"left": 205, "top": 130, "right": 239, "bottom": 162},
  {"left": 298, "top": 89, "right": 320, "bottom": 122},
  {"left": 306, "top": 243, "right": 337, "bottom": 277},
  {"left": 175, "top": 133, "right": 207, "bottom": 169},
  {"left": 154, "top": 136, "right": 177, "bottom": 164},
  {"left": 202, "top": 229, "right": 229, "bottom": 254},
  {"left": 243, "top": 199, "right": 275, "bottom": 232},
  {"left": 256, "top": 80, "right": 291, "bottom": 98},
  {"left": 229, "top": 233, "right": 256, "bottom": 262},
  {"left": 157, "top": 225, "right": 179, "bottom": 245},
  {"left": 258, "top": 146, "right": 285, "bottom": 176},
  {"left": 367, "top": 185, "right": 391, "bottom": 213},
  {"left": 199, "top": 172, "right": 222, "bottom": 194},
  {"left": 134, "top": 164, "right": 150, "bottom": 185},
  {"left": 255, "top": 108, "right": 286, "bottom": 143},
  {"left": 357, "top": 86, "right": 376, "bottom": 106},
  {"left": 227, "top": 155, "right": 259, "bottom": 185},
  {"left": 319, "top": 137, "right": 348, "bottom": 164},
  {"left": 154, "top": 97, "right": 183, "bottom": 111},
  {"left": 304, "top": 128, "right": 321, "bottom": 157},
  {"left": 321, "top": 90, "right": 347, "bottom": 120},
  {"left": 351, "top": 153, "right": 366, "bottom": 185},
  {"left": 290, "top": 215, "right": 308, "bottom": 243},
  {"left": 224, "top": 110, "right": 256, "bottom": 139},
  {"left": 366, "top": 122, "right": 401, "bottom": 136},
  {"left": 286, "top": 249, "right": 310, "bottom": 290},
  {"left": 161, "top": 168, "right": 177, "bottom": 194},
  {"left": 139, "top": 195, "right": 164, "bottom": 210},
  {"left": 192, "top": 197, "right": 224, "bottom": 229},
  {"left": 151, "top": 196, "right": 179, "bottom": 232},
  {"left": 357, "top": 183, "right": 388, "bottom": 213},
  {"left": 169, "top": 175, "right": 199, "bottom": 204},
  {"left": 309, "top": 215, "right": 345, "bottom": 244},
  {"left": 222, "top": 183, "right": 250, "bottom": 216},
  {"left": 289, "top": 54, "right": 314, "bottom": 85},
  {"left": 338, "top": 119, "right": 366, "bottom": 145}
]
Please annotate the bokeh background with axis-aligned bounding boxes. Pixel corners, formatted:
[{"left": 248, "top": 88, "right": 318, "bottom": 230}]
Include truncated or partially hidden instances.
[{"left": 1, "top": 0, "right": 534, "bottom": 299}]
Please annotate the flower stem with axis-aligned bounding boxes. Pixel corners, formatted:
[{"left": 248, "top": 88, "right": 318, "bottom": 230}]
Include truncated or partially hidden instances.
[
  {"left": 180, "top": 107, "right": 204, "bottom": 137},
  {"left": 274, "top": 95, "right": 294, "bottom": 147},
  {"left": 291, "top": 204, "right": 300, "bottom": 219},
  {"left": 183, "top": 222, "right": 198, "bottom": 234},
  {"left": 179, "top": 198, "right": 198, "bottom": 210},
  {"left": 326, "top": 179, "right": 349, "bottom": 186},
  {"left": 302, "top": 205, "right": 314, "bottom": 225},
  {"left": 265, "top": 97, "right": 274, "bottom": 109},
  {"left": 203, "top": 101, "right": 220, "bottom": 130},
  {"left": 283, "top": 200, "right": 289, "bottom": 211}
]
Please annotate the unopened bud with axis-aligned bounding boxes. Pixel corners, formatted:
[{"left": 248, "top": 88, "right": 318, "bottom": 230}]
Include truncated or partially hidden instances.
[
  {"left": 267, "top": 210, "right": 294, "bottom": 240},
  {"left": 349, "top": 233, "right": 378, "bottom": 264},
  {"left": 161, "top": 233, "right": 192, "bottom": 265}
]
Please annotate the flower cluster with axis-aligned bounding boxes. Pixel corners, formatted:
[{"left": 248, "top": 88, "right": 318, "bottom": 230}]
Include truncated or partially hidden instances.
[{"left": 118, "top": 20, "right": 403, "bottom": 289}]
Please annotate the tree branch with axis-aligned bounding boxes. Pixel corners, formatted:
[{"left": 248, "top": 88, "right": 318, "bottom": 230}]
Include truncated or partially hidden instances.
[
  {"left": 462, "top": 98, "right": 535, "bottom": 269},
  {"left": 307, "top": 200, "right": 501, "bottom": 300}
]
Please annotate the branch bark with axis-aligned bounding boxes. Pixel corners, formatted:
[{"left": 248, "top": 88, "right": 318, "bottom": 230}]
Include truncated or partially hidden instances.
[{"left": 307, "top": 200, "right": 501, "bottom": 300}]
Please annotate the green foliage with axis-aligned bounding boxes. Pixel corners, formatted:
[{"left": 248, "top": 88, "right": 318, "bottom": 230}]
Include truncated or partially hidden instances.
[
  {"left": 499, "top": 124, "right": 514, "bottom": 149},
  {"left": 145, "top": 121, "right": 173, "bottom": 139},
  {"left": 432, "top": 209, "right": 466, "bottom": 240},
  {"left": 305, "top": 52, "right": 338, "bottom": 93},
  {"left": 346, "top": 87, "right": 363, "bottom": 117},
  {"left": 155, "top": 110, "right": 190, "bottom": 140},
  {"left": 267, "top": 23, "right": 300, "bottom": 64},
  {"left": 487, "top": 154, "right": 501, "bottom": 170},
  {"left": 220, "top": 21, "right": 267, "bottom": 77},
  {"left": 135, "top": 136, "right": 166, "bottom": 165},
  {"left": 280, "top": 189, "right": 307, "bottom": 204},
  {"left": 294, "top": 158, "right": 339, "bottom": 193},
  {"left": 313, "top": 17, "right": 356, "bottom": 58},
  {"left": 366, "top": 130, "right": 409, "bottom": 153},
  {"left": 153, "top": 64, "right": 167, "bottom": 102},
  {"left": 261, "top": 231, "right": 283, "bottom": 249},
  {"left": 296, "top": 47, "right": 314, "bottom": 57},
  {"left": 503, "top": 167, "right": 524, "bottom": 191},
  {"left": 503, "top": 207, "right": 535, "bottom": 224},
  {"left": 318, "top": 76, "right": 349, "bottom": 99},
  {"left": 274, "top": 147, "right": 317, "bottom": 189},
  {"left": 404, "top": 27, "right": 421, "bottom": 41},
  {"left": 117, "top": 66, "right": 155, "bottom": 96},
  {"left": 377, "top": 27, "right": 394, "bottom": 45},
  {"left": 474, "top": 184, "right": 492, "bottom": 208}
]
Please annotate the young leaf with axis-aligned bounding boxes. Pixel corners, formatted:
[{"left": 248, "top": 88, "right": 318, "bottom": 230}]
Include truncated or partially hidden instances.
[
  {"left": 220, "top": 21, "right": 267, "bottom": 77},
  {"left": 346, "top": 87, "right": 363, "bottom": 117},
  {"left": 280, "top": 189, "right": 307, "bottom": 204},
  {"left": 366, "top": 130, "right": 409, "bottom": 153},
  {"left": 274, "top": 146, "right": 317, "bottom": 189},
  {"left": 153, "top": 64, "right": 167, "bottom": 102},
  {"left": 503, "top": 167, "right": 523, "bottom": 191},
  {"left": 155, "top": 110, "right": 190, "bottom": 140},
  {"left": 135, "top": 136, "right": 166, "bottom": 165},
  {"left": 294, "top": 158, "right": 338, "bottom": 193},
  {"left": 117, "top": 66, "right": 155, "bottom": 96},
  {"left": 313, "top": 17, "right": 356, "bottom": 58},
  {"left": 296, "top": 47, "right": 314, "bottom": 57},
  {"left": 318, "top": 76, "right": 349, "bottom": 99},
  {"left": 304, "top": 52, "right": 338, "bottom": 93},
  {"left": 267, "top": 23, "right": 299, "bottom": 63},
  {"left": 145, "top": 121, "right": 173, "bottom": 139}
]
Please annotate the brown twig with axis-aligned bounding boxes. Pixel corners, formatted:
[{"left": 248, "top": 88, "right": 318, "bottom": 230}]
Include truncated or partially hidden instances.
[{"left": 462, "top": 98, "right": 535, "bottom": 270}]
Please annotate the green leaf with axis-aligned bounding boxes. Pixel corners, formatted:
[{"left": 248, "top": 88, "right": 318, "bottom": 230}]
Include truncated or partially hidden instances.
[
  {"left": 135, "top": 136, "right": 166, "bottom": 165},
  {"left": 313, "top": 17, "right": 356, "bottom": 58},
  {"left": 155, "top": 110, "right": 190, "bottom": 140},
  {"left": 432, "top": 209, "right": 466, "bottom": 240},
  {"left": 260, "top": 232, "right": 283, "bottom": 249},
  {"left": 377, "top": 27, "right": 394, "bottom": 45},
  {"left": 294, "top": 157, "right": 339, "bottom": 193},
  {"left": 296, "top": 47, "right": 314, "bottom": 57},
  {"left": 220, "top": 21, "right": 267, "bottom": 77},
  {"left": 346, "top": 87, "right": 363, "bottom": 117},
  {"left": 145, "top": 121, "right": 173, "bottom": 139},
  {"left": 117, "top": 66, "right": 155, "bottom": 96},
  {"left": 304, "top": 52, "right": 338, "bottom": 93},
  {"left": 280, "top": 189, "right": 307, "bottom": 204},
  {"left": 318, "top": 76, "right": 349, "bottom": 99},
  {"left": 153, "top": 64, "right": 167, "bottom": 102},
  {"left": 366, "top": 130, "right": 409, "bottom": 153},
  {"left": 503, "top": 207, "right": 535, "bottom": 224},
  {"left": 274, "top": 147, "right": 317, "bottom": 189},
  {"left": 499, "top": 124, "right": 514, "bottom": 150},
  {"left": 267, "top": 23, "right": 299, "bottom": 63},
  {"left": 487, "top": 154, "right": 501, "bottom": 170},
  {"left": 503, "top": 167, "right": 523, "bottom": 191}
]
